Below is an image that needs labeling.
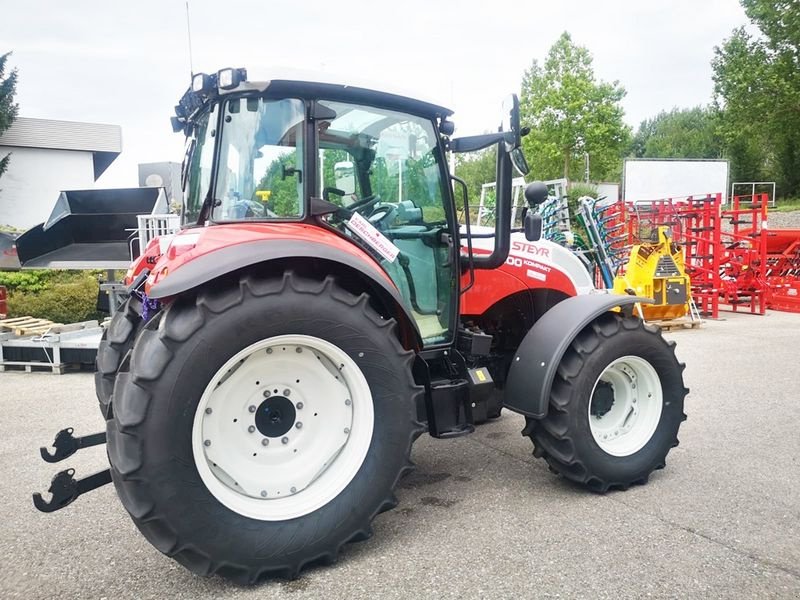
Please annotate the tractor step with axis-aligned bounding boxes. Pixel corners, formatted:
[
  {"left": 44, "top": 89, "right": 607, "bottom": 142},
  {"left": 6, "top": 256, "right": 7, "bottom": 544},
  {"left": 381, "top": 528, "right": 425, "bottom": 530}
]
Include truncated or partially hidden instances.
[
  {"left": 32, "top": 468, "right": 112, "bottom": 513},
  {"left": 40, "top": 428, "right": 106, "bottom": 463}
]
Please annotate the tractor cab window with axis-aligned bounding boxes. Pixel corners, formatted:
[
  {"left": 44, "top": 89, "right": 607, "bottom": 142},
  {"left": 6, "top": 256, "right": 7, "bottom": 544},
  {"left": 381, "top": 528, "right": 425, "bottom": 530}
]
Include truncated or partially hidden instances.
[
  {"left": 213, "top": 98, "right": 305, "bottom": 221},
  {"left": 317, "top": 101, "right": 456, "bottom": 345},
  {"left": 184, "top": 105, "right": 216, "bottom": 223}
]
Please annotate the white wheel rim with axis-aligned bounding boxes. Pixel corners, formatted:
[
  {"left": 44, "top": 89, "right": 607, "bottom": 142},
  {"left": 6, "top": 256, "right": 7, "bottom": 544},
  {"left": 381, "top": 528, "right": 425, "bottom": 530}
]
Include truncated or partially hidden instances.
[
  {"left": 588, "top": 355, "right": 662, "bottom": 457},
  {"left": 192, "top": 334, "right": 374, "bottom": 521}
]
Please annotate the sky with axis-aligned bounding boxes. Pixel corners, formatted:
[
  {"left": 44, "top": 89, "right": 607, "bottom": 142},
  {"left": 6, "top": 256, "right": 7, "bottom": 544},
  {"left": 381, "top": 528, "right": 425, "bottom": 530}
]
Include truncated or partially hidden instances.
[{"left": 1, "top": 0, "right": 749, "bottom": 188}]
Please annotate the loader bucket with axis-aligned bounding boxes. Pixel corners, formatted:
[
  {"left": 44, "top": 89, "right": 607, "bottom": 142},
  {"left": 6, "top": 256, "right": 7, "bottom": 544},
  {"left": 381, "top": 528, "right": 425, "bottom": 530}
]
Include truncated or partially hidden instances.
[{"left": 15, "top": 188, "right": 167, "bottom": 270}]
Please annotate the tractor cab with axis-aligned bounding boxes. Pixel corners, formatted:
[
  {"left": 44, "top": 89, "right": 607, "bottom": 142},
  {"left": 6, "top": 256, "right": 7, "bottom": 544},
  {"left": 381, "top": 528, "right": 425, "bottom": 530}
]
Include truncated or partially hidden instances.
[{"left": 173, "top": 69, "right": 524, "bottom": 347}]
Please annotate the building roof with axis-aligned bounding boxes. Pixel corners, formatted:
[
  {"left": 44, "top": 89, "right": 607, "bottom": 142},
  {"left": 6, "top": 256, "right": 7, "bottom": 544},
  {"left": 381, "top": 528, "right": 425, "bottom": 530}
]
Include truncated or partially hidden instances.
[{"left": 0, "top": 117, "right": 122, "bottom": 179}]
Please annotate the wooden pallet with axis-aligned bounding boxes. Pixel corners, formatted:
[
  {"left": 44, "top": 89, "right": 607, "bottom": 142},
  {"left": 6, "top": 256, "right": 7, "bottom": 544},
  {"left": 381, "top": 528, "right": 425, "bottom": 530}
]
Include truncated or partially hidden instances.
[
  {"left": 648, "top": 318, "right": 703, "bottom": 331},
  {"left": 0, "top": 360, "right": 79, "bottom": 374},
  {"left": 0, "top": 316, "right": 72, "bottom": 336}
]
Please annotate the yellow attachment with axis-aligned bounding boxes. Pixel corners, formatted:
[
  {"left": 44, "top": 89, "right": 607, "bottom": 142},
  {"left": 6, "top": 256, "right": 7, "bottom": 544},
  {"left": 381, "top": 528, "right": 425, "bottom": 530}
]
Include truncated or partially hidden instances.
[
  {"left": 613, "top": 227, "right": 692, "bottom": 321},
  {"left": 255, "top": 190, "right": 272, "bottom": 202}
]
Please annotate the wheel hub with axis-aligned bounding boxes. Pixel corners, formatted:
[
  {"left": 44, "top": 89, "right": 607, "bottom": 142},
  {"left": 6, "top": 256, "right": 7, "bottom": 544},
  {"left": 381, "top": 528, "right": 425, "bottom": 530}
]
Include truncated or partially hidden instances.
[
  {"left": 590, "top": 381, "right": 615, "bottom": 417},
  {"left": 255, "top": 396, "right": 296, "bottom": 438}
]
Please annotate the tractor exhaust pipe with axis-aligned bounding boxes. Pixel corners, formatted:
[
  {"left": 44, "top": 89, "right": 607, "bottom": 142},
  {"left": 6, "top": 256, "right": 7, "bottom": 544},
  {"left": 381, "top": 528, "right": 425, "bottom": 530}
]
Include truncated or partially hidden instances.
[{"left": 472, "top": 146, "right": 512, "bottom": 270}]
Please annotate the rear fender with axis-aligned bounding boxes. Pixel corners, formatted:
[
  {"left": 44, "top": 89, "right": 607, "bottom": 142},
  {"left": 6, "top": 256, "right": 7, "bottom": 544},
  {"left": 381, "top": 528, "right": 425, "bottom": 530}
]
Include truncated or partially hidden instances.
[
  {"left": 147, "top": 238, "right": 423, "bottom": 350},
  {"left": 504, "top": 294, "right": 651, "bottom": 419}
]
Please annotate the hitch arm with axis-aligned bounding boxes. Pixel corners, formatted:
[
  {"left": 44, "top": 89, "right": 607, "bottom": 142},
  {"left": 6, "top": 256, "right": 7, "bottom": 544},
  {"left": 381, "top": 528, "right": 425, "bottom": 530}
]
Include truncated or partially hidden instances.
[
  {"left": 32, "top": 468, "right": 112, "bottom": 513},
  {"left": 40, "top": 428, "right": 106, "bottom": 463}
]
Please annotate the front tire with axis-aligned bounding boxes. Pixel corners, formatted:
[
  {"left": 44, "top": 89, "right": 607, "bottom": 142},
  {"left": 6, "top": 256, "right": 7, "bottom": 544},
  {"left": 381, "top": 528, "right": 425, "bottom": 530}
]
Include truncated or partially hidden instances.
[
  {"left": 524, "top": 312, "right": 688, "bottom": 492},
  {"left": 107, "top": 273, "right": 422, "bottom": 582}
]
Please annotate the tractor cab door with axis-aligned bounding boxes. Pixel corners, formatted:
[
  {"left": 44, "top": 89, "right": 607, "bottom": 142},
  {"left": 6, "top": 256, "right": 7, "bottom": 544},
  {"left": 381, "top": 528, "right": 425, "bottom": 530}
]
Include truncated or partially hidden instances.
[{"left": 316, "top": 101, "right": 457, "bottom": 346}]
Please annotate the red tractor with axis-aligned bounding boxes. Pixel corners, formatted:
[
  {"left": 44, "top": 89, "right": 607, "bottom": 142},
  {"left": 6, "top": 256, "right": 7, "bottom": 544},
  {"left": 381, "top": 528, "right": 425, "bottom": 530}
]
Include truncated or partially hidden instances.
[{"left": 34, "top": 68, "right": 687, "bottom": 583}]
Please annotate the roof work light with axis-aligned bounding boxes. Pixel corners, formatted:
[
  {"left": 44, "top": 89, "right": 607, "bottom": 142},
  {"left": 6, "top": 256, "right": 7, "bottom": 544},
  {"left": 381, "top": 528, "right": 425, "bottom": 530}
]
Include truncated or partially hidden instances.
[
  {"left": 192, "top": 72, "right": 211, "bottom": 93},
  {"left": 218, "top": 67, "right": 247, "bottom": 90}
]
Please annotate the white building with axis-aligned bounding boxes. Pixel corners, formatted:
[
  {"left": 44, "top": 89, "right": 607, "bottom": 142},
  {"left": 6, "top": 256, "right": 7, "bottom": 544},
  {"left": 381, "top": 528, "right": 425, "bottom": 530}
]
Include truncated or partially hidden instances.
[{"left": 0, "top": 117, "right": 121, "bottom": 230}]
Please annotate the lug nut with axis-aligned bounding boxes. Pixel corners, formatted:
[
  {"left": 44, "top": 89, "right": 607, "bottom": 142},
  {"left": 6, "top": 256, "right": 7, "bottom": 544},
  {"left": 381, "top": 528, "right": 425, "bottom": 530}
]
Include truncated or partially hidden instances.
[
  {"left": 295, "top": 422, "right": 303, "bottom": 429},
  {"left": 248, "top": 425, "right": 256, "bottom": 433},
  {"left": 261, "top": 438, "right": 269, "bottom": 446},
  {"left": 281, "top": 437, "right": 289, "bottom": 444},
  {"left": 205, "top": 407, "right": 212, "bottom": 415},
  {"left": 344, "top": 427, "right": 350, "bottom": 434},
  {"left": 204, "top": 440, "right": 211, "bottom": 447},
  {"left": 283, "top": 389, "right": 291, "bottom": 397},
  {"left": 263, "top": 390, "right": 271, "bottom": 398},
  {"left": 266, "top": 348, "right": 273, "bottom": 354},
  {"left": 345, "top": 399, "right": 351, "bottom": 406},
  {"left": 296, "top": 347, "right": 303, "bottom": 353},
  {"left": 296, "top": 402, "right": 303, "bottom": 410},
  {"left": 249, "top": 405, "right": 256, "bottom": 413},
  {"left": 290, "top": 486, "right": 297, "bottom": 493},
  {"left": 260, "top": 490, "right": 267, "bottom": 497}
]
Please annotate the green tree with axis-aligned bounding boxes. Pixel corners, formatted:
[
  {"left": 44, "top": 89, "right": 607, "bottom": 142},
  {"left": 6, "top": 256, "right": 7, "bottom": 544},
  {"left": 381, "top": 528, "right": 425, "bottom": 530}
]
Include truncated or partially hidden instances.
[
  {"left": 712, "top": 1, "right": 800, "bottom": 196},
  {"left": 0, "top": 51, "right": 19, "bottom": 179},
  {"left": 520, "top": 32, "right": 630, "bottom": 184},
  {"left": 631, "top": 106, "right": 722, "bottom": 159},
  {"left": 453, "top": 146, "right": 497, "bottom": 205}
]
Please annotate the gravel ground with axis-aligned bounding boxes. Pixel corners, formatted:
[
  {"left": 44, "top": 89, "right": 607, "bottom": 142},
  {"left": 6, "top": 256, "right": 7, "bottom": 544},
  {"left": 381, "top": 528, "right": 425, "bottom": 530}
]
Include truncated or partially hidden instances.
[
  {"left": 768, "top": 210, "right": 800, "bottom": 229},
  {"left": 1, "top": 310, "right": 799, "bottom": 599}
]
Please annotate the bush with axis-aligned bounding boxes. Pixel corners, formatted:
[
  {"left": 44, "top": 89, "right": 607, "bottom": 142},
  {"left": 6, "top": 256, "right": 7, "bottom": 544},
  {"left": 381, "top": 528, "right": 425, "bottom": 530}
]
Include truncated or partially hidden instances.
[
  {"left": 6, "top": 273, "right": 102, "bottom": 323},
  {"left": 0, "top": 270, "right": 53, "bottom": 293}
]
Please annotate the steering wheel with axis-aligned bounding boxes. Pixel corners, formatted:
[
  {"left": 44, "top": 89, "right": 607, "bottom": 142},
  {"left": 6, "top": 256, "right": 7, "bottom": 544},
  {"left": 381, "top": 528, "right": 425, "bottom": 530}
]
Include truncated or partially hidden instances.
[
  {"left": 367, "top": 203, "right": 397, "bottom": 228},
  {"left": 347, "top": 194, "right": 381, "bottom": 215}
]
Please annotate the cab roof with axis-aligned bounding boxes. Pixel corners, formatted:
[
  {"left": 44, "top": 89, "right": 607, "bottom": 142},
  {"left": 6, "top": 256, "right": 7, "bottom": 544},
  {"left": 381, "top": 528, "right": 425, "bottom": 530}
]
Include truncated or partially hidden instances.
[{"left": 223, "top": 68, "right": 454, "bottom": 120}]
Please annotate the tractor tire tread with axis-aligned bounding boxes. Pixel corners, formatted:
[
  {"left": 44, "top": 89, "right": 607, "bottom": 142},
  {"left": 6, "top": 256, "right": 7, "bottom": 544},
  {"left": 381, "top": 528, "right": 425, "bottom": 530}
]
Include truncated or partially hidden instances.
[
  {"left": 108, "top": 271, "right": 423, "bottom": 583},
  {"left": 95, "top": 295, "right": 143, "bottom": 419}
]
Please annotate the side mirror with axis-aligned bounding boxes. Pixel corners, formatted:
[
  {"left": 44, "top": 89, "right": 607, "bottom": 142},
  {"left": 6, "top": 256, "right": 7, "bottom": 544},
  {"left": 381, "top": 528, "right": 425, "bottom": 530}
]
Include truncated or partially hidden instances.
[
  {"left": 524, "top": 212, "right": 542, "bottom": 242},
  {"left": 501, "top": 94, "right": 522, "bottom": 151},
  {"left": 501, "top": 94, "right": 529, "bottom": 175}
]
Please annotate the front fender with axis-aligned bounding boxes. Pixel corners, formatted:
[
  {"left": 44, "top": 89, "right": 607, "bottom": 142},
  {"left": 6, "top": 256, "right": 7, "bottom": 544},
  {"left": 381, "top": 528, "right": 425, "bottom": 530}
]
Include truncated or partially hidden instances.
[{"left": 504, "top": 293, "right": 651, "bottom": 419}]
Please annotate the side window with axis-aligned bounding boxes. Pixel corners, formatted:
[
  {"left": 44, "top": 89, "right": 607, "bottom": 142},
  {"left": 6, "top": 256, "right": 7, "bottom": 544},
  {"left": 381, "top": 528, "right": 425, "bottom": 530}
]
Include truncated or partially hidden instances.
[
  {"left": 369, "top": 124, "right": 445, "bottom": 224},
  {"left": 214, "top": 98, "right": 305, "bottom": 221}
]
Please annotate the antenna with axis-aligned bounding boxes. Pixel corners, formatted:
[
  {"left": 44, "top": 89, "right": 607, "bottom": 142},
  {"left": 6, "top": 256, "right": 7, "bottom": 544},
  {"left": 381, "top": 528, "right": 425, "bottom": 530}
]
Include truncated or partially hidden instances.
[{"left": 185, "top": 0, "right": 194, "bottom": 79}]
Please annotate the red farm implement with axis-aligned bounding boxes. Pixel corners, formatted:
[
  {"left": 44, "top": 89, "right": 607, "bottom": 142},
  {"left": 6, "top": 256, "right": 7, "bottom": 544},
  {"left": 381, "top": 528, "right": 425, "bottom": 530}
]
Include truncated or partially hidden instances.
[
  {"left": 765, "top": 228, "right": 800, "bottom": 313},
  {"left": 616, "top": 193, "right": 800, "bottom": 317}
]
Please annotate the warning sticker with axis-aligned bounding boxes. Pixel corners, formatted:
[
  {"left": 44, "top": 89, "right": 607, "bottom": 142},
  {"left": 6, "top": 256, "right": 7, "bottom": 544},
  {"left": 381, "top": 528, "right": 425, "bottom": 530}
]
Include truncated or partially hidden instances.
[{"left": 346, "top": 212, "right": 400, "bottom": 263}]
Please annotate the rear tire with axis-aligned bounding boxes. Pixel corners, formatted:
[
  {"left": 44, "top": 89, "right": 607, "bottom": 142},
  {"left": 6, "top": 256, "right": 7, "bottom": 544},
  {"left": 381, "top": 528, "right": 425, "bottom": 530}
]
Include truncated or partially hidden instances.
[
  {"left": 95, "top": 295, "right": 143, "bottom": 419},
  {"left": 107, "top": 272, "right": 422, "bottom": 582},
  {"left": 524, "top": 312, "right": 688, "bottom": 492}
]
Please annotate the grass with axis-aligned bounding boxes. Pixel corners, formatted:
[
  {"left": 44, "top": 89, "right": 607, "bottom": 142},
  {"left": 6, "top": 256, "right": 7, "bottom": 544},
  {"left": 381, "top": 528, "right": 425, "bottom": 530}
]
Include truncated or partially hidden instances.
[{"left": 772, "top": 198, "right": 800, "bottom": 212}]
